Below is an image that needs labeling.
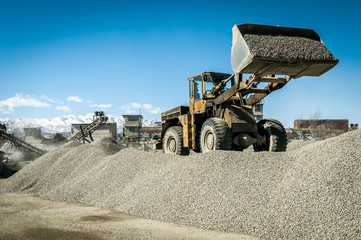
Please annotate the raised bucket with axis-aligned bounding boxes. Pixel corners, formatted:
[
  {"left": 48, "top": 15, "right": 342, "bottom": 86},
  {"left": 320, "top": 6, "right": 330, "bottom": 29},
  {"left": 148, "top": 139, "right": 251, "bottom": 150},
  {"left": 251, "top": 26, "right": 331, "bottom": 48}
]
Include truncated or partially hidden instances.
[{"left": 231, "top": 24, "right": 339, "bottom": 78}]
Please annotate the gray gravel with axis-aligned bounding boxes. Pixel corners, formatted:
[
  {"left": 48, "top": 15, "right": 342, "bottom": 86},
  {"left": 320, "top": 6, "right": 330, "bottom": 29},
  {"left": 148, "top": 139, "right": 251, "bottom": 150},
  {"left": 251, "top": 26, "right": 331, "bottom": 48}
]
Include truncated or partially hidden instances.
[
  {"left": 286, "top": 139, "right": 313, "bottom": 151},
  {"left": 243, "top": 34, "right": 337, "bottom": 61},
  {"left": 1, "top": 130, "right": 360, "bottom": 240}
]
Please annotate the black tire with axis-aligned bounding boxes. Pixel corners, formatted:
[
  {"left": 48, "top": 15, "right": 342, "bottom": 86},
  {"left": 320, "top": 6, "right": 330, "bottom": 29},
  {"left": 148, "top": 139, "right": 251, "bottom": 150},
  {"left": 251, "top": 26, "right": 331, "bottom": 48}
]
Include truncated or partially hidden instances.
[
  {"left": 253, "top": 119, "right": 287, "bottom": 152},
  {"left": 0, "top": 162, "right": 17, "bottom": 178},
  {"left": 163, "top": 126, "right": 189, "bottom": 155},
  {"left": 200, "top": 118, "right": 232, "bottom": 153}
]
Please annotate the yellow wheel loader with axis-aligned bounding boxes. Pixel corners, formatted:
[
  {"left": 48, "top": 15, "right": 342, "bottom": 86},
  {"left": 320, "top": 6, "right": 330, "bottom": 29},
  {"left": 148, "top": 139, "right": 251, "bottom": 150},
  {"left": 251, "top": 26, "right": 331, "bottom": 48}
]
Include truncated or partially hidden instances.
[{"left": 161, "top": 23, "right": 338, "bottom": 154}]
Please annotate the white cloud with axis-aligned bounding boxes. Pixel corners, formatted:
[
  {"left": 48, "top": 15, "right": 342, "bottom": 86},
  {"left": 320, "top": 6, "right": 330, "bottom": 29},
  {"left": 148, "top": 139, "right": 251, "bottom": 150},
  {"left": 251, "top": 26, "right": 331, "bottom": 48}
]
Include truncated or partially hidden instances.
[
  {"left": 0, "top": 93, "right": 51, "bottom": 114},
  {"left": 90, "top": 104, "right": 112, "bottom": 108},
  {"left": 143, "top": 104, "right": 152, "bottom": 110},
  {"left": 56, "top": 105, "right": 70, "bottom": 112},
  {"left": 141, "top": 103, "right": 161, "bottom": 114},
  {"left": 121, "top": 102, "right": 161, "bottom": 115},
  {"left": 125, "top": 109, "right": 137, "bottom": 114},
  {"left": 149, "top": 107, "right": 161, "bottom": 114},
  {"left": 67, "top": 96, "right": 82, "bottom": 103},
  {"left": 40, "top": 95, "right": 57, "bottom": 103},
  {"left": 131, "top": 102, "right": 142, "bottom": 109}
]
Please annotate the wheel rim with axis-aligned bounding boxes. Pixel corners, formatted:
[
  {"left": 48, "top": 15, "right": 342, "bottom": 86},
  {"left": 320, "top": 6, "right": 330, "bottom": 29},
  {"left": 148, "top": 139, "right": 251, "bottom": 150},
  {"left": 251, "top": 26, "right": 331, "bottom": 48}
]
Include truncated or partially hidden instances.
[
  {"left": 204, "top": 131, "right": 215, "bottom": 150},
  {"left": 167, "top": 137, "right": 177, "bottom": 153}
]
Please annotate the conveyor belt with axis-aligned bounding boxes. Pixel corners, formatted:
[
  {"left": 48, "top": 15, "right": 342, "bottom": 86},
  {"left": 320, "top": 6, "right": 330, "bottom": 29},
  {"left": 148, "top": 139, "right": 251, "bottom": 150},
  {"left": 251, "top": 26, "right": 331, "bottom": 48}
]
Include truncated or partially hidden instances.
[
  {"left": 69, "top": 115, "right": 109, "bottom": 142},
  {"left": 0, "top": 131, "right": 46, "bottom": 157}
]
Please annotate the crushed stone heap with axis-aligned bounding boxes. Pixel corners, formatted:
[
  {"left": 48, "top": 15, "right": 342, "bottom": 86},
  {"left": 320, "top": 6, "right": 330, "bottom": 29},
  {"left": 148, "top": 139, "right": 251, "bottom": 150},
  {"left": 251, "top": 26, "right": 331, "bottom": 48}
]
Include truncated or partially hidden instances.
[
  {"left": 1, "top": 132, "right": 360, "bottom": 240},
  {"left": 243, "top": 33, "right": 337, "bottom": 61}
]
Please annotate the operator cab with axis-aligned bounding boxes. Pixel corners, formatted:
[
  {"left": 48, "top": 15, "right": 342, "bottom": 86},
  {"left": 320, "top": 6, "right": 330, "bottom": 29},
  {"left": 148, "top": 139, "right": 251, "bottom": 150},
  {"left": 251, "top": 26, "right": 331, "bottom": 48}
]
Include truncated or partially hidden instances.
[{"left": 188, "top": 72, "right": 234, "bottom": 101}]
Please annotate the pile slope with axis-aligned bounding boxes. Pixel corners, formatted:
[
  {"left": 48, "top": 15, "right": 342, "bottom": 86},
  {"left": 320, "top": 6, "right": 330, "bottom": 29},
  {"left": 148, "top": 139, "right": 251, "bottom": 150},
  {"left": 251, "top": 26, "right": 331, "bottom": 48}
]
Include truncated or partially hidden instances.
[{"left": 1, "top": 132, "right": 360, "bottom": 240}]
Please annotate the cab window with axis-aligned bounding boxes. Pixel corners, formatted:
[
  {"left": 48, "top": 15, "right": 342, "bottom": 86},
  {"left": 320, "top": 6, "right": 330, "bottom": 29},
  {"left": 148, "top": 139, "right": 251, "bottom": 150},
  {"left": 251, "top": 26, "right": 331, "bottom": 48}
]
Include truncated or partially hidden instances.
[
  {"left": 205, "top": 75, "right": 214, "bottom": 93},
  {"left": 194, "top": 76, "right": 202, "bottom": 100},
  {"left": 189, "top": 79, "right": 193, "bottom": 98}
]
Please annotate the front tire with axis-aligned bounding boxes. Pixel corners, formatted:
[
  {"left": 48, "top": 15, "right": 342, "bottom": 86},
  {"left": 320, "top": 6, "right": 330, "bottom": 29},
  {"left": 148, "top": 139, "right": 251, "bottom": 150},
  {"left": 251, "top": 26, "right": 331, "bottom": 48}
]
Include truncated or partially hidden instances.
[
  {"left": 200, "top": 118, "right": 232, "bottom": 153},
  {"left": 253, "top": 119, "right": 287, "bottom": 152},
  {"left": 163, "top": 126, "right": 189, "bottom": 155}
]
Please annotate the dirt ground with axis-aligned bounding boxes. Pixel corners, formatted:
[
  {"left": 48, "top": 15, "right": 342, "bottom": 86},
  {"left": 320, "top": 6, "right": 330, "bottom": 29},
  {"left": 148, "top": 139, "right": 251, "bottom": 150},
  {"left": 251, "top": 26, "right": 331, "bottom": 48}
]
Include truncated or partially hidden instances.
[{"left": 0, "top": 193, "right": 262, "bottom": 240}]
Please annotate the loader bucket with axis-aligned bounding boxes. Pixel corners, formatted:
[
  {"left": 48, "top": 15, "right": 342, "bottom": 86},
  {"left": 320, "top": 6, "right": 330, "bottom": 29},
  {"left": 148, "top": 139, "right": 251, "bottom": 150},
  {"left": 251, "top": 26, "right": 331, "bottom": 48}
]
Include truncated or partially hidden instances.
[{"left": 231, "top": 24, "right": 339, "bottom": 78}]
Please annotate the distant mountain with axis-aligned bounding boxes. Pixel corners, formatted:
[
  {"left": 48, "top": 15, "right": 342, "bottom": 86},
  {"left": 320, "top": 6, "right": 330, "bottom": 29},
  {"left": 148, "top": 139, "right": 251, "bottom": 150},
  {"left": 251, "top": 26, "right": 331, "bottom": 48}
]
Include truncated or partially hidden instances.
[{"left": 0, "top": 114, "right": 160, "bottom": 137}]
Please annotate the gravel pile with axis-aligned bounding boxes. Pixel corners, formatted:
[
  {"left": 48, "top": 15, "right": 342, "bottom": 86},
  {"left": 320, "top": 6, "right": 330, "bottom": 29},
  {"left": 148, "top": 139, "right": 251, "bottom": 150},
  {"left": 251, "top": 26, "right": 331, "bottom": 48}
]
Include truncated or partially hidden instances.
[
  {"left": 243, "top": 34, "right": 337, "bottom": 61},
  {"left": 286, "top": 139, "right": 313, "bottom": 151},
  {"left": 90, "top": 136, "right": 122, "bottom": 155},
  {"left": 1, "top": 132, "right": 360, "bottom": 240}
]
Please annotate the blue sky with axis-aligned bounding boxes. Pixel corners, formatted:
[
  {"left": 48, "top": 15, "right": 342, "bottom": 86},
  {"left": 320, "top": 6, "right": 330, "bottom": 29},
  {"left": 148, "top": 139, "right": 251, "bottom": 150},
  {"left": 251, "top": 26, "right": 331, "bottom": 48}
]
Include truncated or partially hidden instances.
[{"left": 0, "top": 0, "right": 360, "bottom": 127}]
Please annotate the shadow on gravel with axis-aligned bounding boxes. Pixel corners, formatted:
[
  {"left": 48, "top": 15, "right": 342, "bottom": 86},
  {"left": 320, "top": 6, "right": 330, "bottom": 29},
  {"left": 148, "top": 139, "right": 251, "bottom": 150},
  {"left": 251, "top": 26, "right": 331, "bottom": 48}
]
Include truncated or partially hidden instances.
[
  {"left": 3, "top": 227, "right": 105, "bottom": 240},
  {"left": 79, "top": 213, "right": 136, "bottom": 222}
]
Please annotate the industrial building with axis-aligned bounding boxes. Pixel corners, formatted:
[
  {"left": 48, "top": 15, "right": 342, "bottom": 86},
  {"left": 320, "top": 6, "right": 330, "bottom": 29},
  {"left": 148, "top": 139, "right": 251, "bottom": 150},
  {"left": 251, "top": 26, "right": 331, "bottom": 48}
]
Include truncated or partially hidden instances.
[
  {"left": 122, "top": 115, "right": 143, "bottom": 138},
  {"left": 23, "top": 127, "right": 42, "bottom": 139},
  {"left": 138, "top": 127, "right": 162, "bottom": 140},
  {"left": 71, "top": 123, "right": 117, "bottom": 140},
  {"left": 294, "top": 119, "right": 349, "bottom": 132},
  {"left": 291, "top": 119, "right": 349, "bottom": 140}
]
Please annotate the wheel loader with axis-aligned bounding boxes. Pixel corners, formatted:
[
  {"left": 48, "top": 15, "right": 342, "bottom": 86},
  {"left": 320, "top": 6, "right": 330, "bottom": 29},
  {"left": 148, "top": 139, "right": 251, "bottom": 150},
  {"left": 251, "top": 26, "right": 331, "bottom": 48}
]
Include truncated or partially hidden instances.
[{"left": 160, "top": 23, "right": 338, "bottom": 154}]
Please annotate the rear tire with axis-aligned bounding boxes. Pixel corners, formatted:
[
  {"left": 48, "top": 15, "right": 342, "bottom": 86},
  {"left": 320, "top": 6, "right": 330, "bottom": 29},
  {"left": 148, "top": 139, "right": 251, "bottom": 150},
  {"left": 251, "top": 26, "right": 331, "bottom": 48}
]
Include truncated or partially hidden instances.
[
  {"left": 163, "top": 126, "right": 189, "bottom": 155},
  {"left": 253, "top": 119, "right": 287, "bottom": 152},
  {"left": 200, "top": 118, "right": 232, "bottom": 153}
]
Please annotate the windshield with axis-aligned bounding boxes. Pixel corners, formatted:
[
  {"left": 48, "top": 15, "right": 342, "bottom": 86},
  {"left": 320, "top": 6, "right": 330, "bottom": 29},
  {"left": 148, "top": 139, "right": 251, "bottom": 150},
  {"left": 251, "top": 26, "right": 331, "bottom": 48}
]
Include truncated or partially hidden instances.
[{"left": 205, "top": 73, "right": 233, "bottom": 93}]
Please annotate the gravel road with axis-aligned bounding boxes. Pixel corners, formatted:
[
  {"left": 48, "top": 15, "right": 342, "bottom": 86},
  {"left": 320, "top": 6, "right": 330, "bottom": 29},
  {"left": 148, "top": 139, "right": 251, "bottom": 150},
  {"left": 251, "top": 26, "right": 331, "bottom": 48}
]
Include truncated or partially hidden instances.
[{"left": 0, "top": 192, "right": 261, "bottom": 240}]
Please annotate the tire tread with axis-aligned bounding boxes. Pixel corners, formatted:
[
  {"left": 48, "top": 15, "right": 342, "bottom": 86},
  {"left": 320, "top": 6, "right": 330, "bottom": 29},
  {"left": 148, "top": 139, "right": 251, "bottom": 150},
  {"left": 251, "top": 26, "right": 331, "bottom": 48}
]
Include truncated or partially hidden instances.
[
  {"left": 254, "top": 119, "right": 287, "bottom": 152},
  {"left": 200, "top": 118, "right": 232, "bottom": 152},
  {"left": 163, "top": 126, "right": 189, "bottom": 155}
]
